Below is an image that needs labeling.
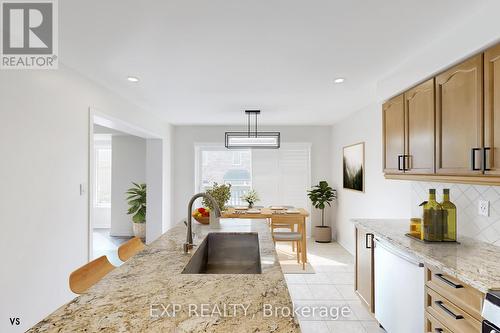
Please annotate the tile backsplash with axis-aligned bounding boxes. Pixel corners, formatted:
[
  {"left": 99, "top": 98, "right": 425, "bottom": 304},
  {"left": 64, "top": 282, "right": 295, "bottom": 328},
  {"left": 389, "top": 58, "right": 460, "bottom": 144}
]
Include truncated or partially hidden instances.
[{"left": 411, "top": 182, "right": 500, "bottom": 246}]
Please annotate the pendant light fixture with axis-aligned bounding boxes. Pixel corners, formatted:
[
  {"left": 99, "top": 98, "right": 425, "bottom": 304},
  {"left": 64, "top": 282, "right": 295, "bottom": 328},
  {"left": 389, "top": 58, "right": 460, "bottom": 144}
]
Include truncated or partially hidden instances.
[{"left": 225, "top": 110, "right": 280, "bottom": 149}]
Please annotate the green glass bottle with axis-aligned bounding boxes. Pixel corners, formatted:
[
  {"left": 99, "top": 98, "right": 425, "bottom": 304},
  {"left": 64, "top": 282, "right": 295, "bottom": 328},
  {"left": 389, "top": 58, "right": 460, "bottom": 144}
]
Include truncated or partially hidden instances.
[
  {"left": 422, "top": 189, "right": 444, "bottom": 241},
  {"left": 440, "top": 189, "right": 457, "bottom": 242}
]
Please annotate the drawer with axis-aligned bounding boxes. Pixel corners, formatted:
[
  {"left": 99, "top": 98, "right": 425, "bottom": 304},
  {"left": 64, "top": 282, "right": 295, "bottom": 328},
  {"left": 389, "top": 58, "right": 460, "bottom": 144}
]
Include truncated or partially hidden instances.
[
  {"left": 426, "top": 311, "right": 453, "bottom": 333},
  {"left": 426, "top": 287, "right": 481, "bottom": 333},
  {"left": 425, "top": 266, "right": 483, "bottom": 320}
]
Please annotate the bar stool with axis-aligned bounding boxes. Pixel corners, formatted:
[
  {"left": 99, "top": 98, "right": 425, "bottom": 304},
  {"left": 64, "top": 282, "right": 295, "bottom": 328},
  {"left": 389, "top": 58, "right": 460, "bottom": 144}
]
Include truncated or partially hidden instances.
[
  {"left": 69, "top": 256, "right": 115, "bottom": 294},
  {"left": 118, "top": 237, "right": 145, "bottom": 262}
]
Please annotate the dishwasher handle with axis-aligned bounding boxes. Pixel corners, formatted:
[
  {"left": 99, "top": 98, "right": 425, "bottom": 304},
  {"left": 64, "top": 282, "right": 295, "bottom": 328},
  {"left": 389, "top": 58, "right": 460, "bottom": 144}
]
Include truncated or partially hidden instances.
[{"left": 374, "top": 237, "right": 424, "bottom": 267}]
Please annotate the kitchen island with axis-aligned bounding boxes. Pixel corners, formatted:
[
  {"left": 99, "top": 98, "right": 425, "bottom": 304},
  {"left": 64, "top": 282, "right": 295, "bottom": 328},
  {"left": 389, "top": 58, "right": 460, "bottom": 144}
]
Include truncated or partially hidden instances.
[{"left": 28, "top": 219, "right": 300, "bottom": 332}]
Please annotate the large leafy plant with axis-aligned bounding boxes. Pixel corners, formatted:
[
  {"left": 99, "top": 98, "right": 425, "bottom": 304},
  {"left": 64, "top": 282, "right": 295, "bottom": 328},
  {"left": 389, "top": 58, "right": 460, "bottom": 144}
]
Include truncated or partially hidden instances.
[
  {"left": 126, "top": 182, "right": 147, "bottom": 223},
  {"left": 203, "top": 182, "right": 231, "bottom": 211},
  {"left": 307, "top": 181, "right": 336, "bottom": 227}
]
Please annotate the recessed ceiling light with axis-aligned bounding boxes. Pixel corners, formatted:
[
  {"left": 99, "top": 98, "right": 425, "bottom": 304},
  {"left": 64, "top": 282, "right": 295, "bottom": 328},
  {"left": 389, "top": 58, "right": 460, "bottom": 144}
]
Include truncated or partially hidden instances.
[
  {"left": 127, "top": 76, "right": 140, "bottom": 83},
  {"left": 334, "top": 77, "right": 345, "bottom": 84}
]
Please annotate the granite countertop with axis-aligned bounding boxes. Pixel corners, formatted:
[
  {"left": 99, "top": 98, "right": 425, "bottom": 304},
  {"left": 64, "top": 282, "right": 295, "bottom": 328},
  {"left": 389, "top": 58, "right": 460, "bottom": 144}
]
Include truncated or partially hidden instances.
[
  {"left": 352, "top": 218, "right": 500, "bottom": 293},
  {"left": 28, "top": 220, "right": 300, "bottom": 332}
]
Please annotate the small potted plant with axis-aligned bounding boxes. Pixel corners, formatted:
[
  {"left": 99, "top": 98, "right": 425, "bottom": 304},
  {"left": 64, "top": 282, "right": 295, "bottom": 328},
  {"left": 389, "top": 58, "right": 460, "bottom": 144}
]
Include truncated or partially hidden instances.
[
  {"left": 307, "top": 181, "right": 336, "bottom": 243},
  {"left": 241, "top": 190, "right": 260, "bottom": 208},
  {"left": 191, "top": 183, "right": 231, "bottom": 224},
  {"left": 126, "top": 182, "right": 146, "bottom": 239}
]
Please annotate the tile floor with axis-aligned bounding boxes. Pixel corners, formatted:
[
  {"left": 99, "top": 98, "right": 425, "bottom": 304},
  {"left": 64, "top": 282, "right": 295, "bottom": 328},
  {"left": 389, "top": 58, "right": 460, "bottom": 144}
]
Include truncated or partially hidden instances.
[
  {"left": 277, "top": 240, "right": 385, "bottom": 333},
  {"left": 92, "top": 228, "right": 132, "bottom": 265}
]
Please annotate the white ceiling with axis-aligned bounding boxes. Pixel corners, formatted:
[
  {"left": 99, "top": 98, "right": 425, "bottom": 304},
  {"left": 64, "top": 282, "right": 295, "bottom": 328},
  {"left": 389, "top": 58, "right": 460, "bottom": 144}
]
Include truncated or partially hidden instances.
[{"left": 60, "top": 1, "right": 487, "bottom": 125}]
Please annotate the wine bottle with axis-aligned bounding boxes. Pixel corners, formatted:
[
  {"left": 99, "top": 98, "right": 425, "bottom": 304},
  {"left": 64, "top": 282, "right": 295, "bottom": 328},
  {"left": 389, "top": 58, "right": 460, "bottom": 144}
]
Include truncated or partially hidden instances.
[
  {"left": 422, "top": 189, "right": 443, "bottom": 241},
  {"left": 440, "top": 189, "right": 457, "bottom": 241}
]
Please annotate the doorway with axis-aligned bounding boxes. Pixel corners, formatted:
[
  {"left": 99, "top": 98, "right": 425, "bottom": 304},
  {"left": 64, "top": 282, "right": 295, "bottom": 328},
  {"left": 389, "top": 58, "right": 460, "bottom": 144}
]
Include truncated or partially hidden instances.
[{"left": 89, "top": 110, "right": 164, "bottom": 262}]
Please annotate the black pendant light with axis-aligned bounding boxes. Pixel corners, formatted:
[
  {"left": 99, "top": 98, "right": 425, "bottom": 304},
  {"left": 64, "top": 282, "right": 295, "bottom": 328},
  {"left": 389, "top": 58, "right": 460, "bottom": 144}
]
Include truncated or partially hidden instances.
[{"left": 225, "top": 110, "right": 280, "bottom": 149}]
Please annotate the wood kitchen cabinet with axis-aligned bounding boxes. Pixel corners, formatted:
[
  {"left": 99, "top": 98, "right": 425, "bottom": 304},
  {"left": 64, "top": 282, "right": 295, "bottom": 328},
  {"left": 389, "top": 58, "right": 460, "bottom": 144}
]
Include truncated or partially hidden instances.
[
  {"left": 484, "top": 43, "right": 500, "bottom": 175},
  {"left": 435, "top": 54, "right": 483, "bottom": 175},
  {"left": 383, "top": 94, "right": 405, "bottom": 174},
  {"left": 404, "top": 78, "right": 435, "bottom": 174},
  {"left": 355, "top": 226, "right": 374, "bottom": 312}
]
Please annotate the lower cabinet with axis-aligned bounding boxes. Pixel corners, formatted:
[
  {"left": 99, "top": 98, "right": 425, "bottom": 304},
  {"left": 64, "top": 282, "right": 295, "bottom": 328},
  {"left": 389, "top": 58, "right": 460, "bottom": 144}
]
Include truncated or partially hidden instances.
[
  {"left": 355, "top": 226, "right": 374, "bottom": 312},
  {"left": 425, "top": 265, "right": 483, "bottom": 333}
]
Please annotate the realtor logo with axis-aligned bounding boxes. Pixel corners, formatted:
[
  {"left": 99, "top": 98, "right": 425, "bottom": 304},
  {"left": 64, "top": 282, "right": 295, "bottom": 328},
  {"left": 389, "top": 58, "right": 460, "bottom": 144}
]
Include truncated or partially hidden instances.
[{"left": 1, "top": 0, "right": 58, "bottom": 69}]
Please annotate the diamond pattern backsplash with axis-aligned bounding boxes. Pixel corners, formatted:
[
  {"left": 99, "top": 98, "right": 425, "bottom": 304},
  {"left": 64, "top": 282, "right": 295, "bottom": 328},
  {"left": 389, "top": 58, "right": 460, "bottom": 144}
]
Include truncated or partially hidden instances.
[{"left": 411, "top": 182, "right": 500, "bottom": 246}]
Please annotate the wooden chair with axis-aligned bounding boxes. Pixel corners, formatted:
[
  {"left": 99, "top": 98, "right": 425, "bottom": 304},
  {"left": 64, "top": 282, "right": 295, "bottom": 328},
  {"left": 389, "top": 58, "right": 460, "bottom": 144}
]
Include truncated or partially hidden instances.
[
  {"left": 118, "top": 237, "right": 145, "bottom": 262},
  {"left": 69, "top": 256, "right": 115, "bottom": 294},
  {"left": 272, "top": 231, "right": 305, "bottom": 270},
  {"left": 270, "top": 207, "right": 296, "bottom": 251}
]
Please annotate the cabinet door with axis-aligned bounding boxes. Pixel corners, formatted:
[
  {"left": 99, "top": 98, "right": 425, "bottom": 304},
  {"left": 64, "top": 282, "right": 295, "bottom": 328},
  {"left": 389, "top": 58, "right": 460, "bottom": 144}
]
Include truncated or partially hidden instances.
[
  {"left": 435, "top": 54, "right": 483, "bottom": 175},
  {"left": 383, "top": 94, "right": 405, "bottom": 173},
  {"left": 355, "top": 227, "right": 374, "bottom": 312},
  {"left": 404, "top": 79, "right": 435, "bottom": 174},
  {"left": 484, "top": 44, "right": 500, "bottom": 175}
]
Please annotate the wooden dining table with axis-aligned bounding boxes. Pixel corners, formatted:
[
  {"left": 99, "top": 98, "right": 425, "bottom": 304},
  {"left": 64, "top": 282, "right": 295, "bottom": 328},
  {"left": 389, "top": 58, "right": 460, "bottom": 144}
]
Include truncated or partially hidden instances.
[{"left": 222, "top": 207, "right": 310, "bottom": 263}]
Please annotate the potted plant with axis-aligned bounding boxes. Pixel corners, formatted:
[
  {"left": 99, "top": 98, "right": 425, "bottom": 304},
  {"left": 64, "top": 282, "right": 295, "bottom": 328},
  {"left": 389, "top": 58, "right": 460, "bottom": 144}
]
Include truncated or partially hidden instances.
[
  {"left": 241, "top": 190, "right": 260, "bottom": 208},
  {"left": 307, "top": 181, "right": 337, "bottom": 243},
  {"left": 126, "top": 182, "right": 146, "bottom": 239},
  {"left": 197, "top": 182, "right": 231, "bottom": 213}
]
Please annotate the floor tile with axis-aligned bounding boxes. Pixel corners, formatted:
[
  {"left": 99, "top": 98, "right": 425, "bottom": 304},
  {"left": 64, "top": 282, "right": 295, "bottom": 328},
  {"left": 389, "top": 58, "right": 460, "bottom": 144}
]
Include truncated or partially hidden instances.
[
  {"left": 325, "top": 321, "right": 366, "bottom": 333},
  {"left": 288, "top": 284, "right": 313, "bottom": 300},
  {"left": 361, "top": 321, "right": 385, "bottom": 333},
  {"left": 326, "top": 271, "right": 355, "bottom": 285},
  {"left": 299, "top": 320, "right": 329, "bottom": 333},
  {"left": 304, "top": 272, "right": 333, "bottom": 284},
  {"left": 346, "top": 301, "right": 376, "bottom": 321},
  {"left": 308, "top": 284, "right": 343, "bottom": 300},
  {"left": 285, "top": 274, "right": 307, "bottom": 284},
  {"left": 335, "top": 285, "right": 358, "bottom": 300},
  {"left": 293, "top": 300, "right": 353, "bottom": 321}
]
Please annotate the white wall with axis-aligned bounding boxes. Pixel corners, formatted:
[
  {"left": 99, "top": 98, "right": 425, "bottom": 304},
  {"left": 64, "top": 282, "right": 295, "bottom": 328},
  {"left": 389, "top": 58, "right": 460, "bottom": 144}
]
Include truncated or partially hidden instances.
[
  {"left": 331, "top": 104, "right": 411, "bottom": 254},
  {"left": 377, "top": 0, "right": 500, "bottom": 100},
  {"left": 0, "top": 65, "right": 172, "bottom": 332},
  {"left": 173, "top": 125, "right": 333, "bottom": 231},
  {"left": 111, "top": 135, "right": 147, "bottom": 237},
  {"left": 146, "top": 139, "right": 164, "bottom": 244}
]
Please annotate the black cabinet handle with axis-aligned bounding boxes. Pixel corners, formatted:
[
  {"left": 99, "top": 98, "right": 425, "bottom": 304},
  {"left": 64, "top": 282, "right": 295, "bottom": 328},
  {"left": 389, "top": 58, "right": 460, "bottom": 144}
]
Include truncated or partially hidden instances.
[
  {"left": 434, "top": 300, "right": 464, "bottom": 320},
  {"left": 365, "top": 233, "right": 373, "bottom": 249},
  {"left": 484, "top": 147, "right": 491, "bottom": 171},
  {"left": 435, "top": 329, "right": 443, "bottom": 333},
  {"left": 435, "top": 273, "right": 464, "bottom": 289},
  {"left": 471, "top": 148, "right": 481, "bottom": 171},
  {"left": 398, "top": 155, "right": 403, "bottom": 171}
]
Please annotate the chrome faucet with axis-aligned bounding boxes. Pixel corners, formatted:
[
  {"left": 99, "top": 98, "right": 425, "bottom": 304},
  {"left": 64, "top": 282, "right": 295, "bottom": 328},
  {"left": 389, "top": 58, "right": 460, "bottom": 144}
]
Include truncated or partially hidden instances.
[{"left": 184, "top": 193, "right": 221, "bottom": 253}]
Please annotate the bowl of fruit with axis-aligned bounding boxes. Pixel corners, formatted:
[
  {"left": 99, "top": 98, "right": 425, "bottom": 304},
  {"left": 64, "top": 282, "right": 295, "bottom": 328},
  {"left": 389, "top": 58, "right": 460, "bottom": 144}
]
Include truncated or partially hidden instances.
[{"left": 192, "top": 207, "right": 211, "bottom": 224}]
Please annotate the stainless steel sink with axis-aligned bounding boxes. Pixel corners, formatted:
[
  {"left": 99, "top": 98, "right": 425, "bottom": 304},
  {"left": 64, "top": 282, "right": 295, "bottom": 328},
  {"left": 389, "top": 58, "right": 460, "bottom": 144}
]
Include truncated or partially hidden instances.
[{"left": 181, "top": 232, "right": 262, "bottom": 274}]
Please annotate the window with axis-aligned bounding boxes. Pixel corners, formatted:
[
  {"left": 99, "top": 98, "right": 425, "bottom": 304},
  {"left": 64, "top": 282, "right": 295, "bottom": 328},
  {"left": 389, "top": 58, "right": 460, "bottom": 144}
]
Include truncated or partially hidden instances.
[
  {"left": 232, "top": 151, "right": 242, "bottom": 166},
  {"left": 94, "top": 135, "right": 112, "bottom": 207},
  {"left": 196, "top": 145, "right": 252, "bottom": 206}
]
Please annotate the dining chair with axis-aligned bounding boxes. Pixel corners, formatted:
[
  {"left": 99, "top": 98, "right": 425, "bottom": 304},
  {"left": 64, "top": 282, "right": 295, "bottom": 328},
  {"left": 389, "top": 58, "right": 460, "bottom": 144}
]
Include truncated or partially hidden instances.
[
  {"left": 270, "top": 206, "right": 296, "bottom": 251},
  {"left": 69, "top": 256, "right": 116, "bottom": 294},
  {"left": 118, "top": 237, "right": 145, "bottom": 262},
  {"left": 272, "top": 231, "right": 305, "bottom": 270}
]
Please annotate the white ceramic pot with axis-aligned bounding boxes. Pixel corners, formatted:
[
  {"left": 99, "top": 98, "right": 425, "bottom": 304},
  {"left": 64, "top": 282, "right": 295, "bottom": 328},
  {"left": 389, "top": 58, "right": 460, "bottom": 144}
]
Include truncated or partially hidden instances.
[
  {"left": 133, "top": 222, "right": 146, "bottom": 240},
  {"left": 315, "top": 226, "right": 332, "bottom": 243}
]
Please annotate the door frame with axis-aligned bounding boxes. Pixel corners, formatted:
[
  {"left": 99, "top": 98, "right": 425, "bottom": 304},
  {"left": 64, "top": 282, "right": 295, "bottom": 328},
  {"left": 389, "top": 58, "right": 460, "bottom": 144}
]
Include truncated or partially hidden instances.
[{"left": 88, "top": 107, "right": 164, "bottom": 261}]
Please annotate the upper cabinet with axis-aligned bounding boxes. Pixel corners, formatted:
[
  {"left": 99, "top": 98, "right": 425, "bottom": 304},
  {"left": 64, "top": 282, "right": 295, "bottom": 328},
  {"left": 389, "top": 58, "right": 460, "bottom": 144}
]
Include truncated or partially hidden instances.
[
  {"left": 484, "top": 44, "right": 500, "bottom": 175},
  {"left": 435, "top": 54, "right": 483, "bottom": 175},
  {"left": 383, "top": 94, "right": 405, "bottom": 173},
  {"left": 405, "top": 79, "right": 435, "bottom": 174},
  {"left": 383, "top": 80, "right": 435, "bottom": 175},
  {"left": 383, "top": 42, "right": 500, "bottom": 184}
]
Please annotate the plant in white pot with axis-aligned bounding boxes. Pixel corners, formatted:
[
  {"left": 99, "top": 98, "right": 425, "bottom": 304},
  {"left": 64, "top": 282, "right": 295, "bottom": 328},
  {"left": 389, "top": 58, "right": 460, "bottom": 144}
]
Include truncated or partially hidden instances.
[
  {"left": 126, "top": 182, "right": 146, "bottom": 240},
  {"left": 307, "top": 181, "right": 336, "bottom": 243}
]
